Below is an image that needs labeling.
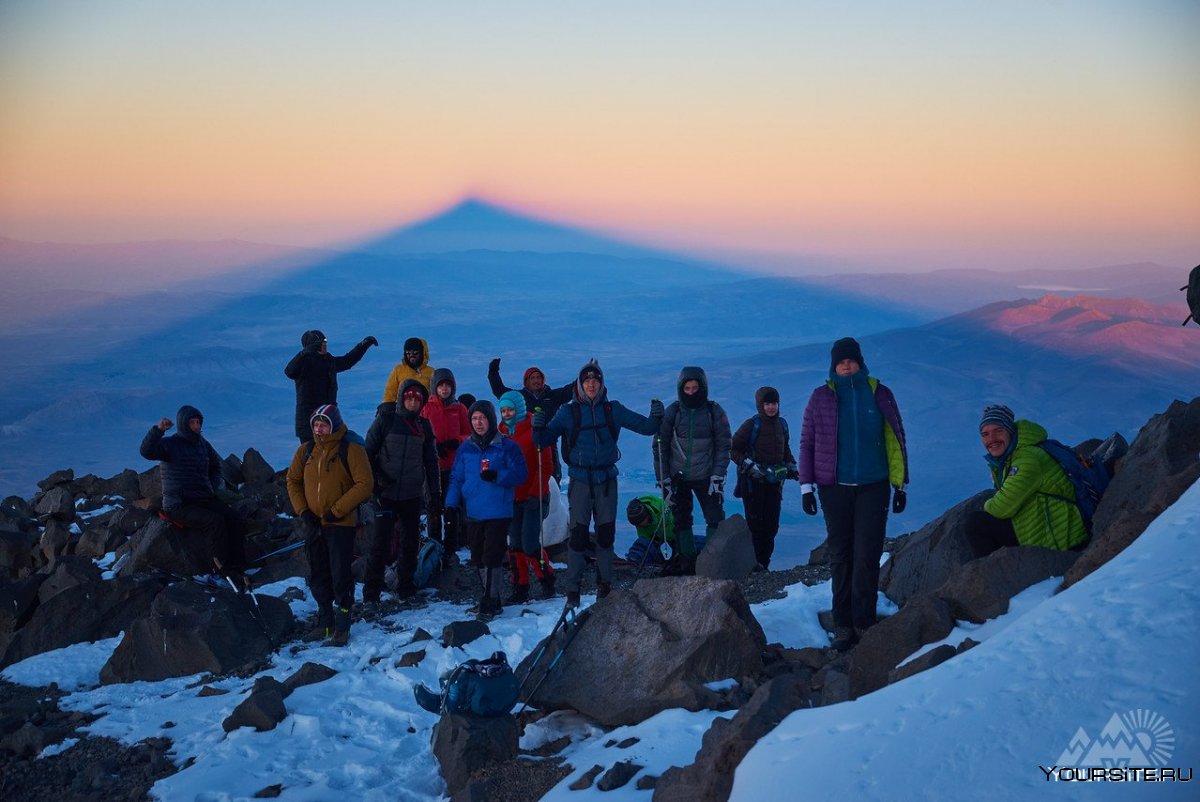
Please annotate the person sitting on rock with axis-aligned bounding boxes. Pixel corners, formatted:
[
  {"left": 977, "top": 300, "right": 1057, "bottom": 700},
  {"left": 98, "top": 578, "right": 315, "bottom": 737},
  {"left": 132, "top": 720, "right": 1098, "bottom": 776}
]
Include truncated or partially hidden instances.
[
  {"left": 139, "top": 405, "right": 247, "bottom": 579},
  {"left": 286, "top": 404, "right": 374, "bottom": 646},
  {"left": 966, "top": 404, "right": 1089, "bottom": 558}
]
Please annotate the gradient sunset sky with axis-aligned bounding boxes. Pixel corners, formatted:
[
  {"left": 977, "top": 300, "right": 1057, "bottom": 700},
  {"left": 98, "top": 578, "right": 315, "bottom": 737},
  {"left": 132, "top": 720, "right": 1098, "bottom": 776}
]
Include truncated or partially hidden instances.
[{"left": 1, "top": 1, "right": 1196, "bottom": 273}]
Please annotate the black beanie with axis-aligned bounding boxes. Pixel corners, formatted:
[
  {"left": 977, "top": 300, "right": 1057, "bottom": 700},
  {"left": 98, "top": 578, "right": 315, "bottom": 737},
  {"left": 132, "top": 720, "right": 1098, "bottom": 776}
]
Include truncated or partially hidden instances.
[
  {"left": 301, "top": 330, "right": 326, "bottom": 348},
  {"left": 626, "top": 498, "right": 651, "bottom": 527},
  {"left": 760, "top": 388, "right": 779, "bottom": 405},
  {"left": 830, "top": 337, "right": 866, "bottom": 372}
]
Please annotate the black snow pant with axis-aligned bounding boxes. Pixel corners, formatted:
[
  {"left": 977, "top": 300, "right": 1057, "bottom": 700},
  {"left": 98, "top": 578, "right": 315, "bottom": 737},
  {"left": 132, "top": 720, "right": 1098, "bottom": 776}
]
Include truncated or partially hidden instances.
[
  {"left": 364, "top": 496, "right": 423, "bottom": 597},
  {"left": 741, "top": 480, "right": 783, "bottom": 569},
  {"left": 818, "top": 480, "right": 890, "bottom": 629},
  {"left": 168, "top": 497, "right": 247, "bottom": 571},
  {"left": 964, "top": 510, "right": 1019, "bottom": 559},
  {"left": 305, "top": 524, "right": 356, "bottom": 613},
  {"left": 427, "top": 468, "right": 460, "bottom": 555}
]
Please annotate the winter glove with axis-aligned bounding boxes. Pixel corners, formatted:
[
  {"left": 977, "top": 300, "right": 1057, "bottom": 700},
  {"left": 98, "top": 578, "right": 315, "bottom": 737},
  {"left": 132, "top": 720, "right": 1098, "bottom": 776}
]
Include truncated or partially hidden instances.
[
  {"left": 743, "top": 458, "right": 767, "bottom": 481},
  {"left": 361, "top": 335, "right": 379, "bottom": 348},
  {"left": 323, "top": 510, "right": 340, "bottom": 524},
  {"left": 480, "top": 468, "right": 498, "bottom": 482},
  {"left": 802, "top": 492, "right": 818, "bottom": 516},
  {"left": 786, "top": 466, "right": 800, "bottom": 481},
  {"left": 707, "top": 475, "right": 724, "bottom": 500},
  {"left": 303, "top": 342, "right": 321, "bottom": 355},
  {"left": 489, "top": 357, "right": 501, "bottom": 374},
  {"left": 531, "top": 410, "right": 547, "bottom": 430},
  {"left": 892, "top": 488, "right": 907, "bottom": 514},
  {"left": 649, "top": 398, "right": 664, "bottom": 418},
  {"left": 657, "top": 480, "right": 674, "bottom": 508},
  {"left": 300, "top": 510, "right": 320, "bottom": 529}
]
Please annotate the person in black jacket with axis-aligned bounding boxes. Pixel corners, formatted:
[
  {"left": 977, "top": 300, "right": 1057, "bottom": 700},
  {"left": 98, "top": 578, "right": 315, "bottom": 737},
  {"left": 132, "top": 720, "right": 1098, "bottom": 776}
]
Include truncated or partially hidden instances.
[
  {"left": 139, "top": 405, "right": 246, "bottom": 576},
  {"left": 284, "top": 330, "right": 377, "bottom": 441},
  {"left": 363, "top": 379, "right": 440, "bottom": 601}
]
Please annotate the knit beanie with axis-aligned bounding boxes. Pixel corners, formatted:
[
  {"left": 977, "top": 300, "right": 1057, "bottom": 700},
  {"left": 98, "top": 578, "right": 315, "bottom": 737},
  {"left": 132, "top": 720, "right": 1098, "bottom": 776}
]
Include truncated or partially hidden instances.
[
  {"left": 626, "top": 498, "right": 652, "bottom": 527},
  {"left": 301, "top": 330, "right": 326, "bottom": 348},
  {"left": 979, "top": 404, "right": 1016, "bottom": 435},
  {"left": 830, "top": 337, "right": 866, "bottom": 373},
  {"left": 310, "top": 403, "right": 345, "bottom": 432},
  {"left": 523, "top": 366, "right": 545, "bottom": 388}
]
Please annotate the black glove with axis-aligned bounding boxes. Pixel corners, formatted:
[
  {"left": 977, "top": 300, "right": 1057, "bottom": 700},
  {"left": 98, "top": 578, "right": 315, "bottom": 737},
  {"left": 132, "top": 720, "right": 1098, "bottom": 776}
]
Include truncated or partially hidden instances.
[
  {"left": 744, "top": 460, "right": 767, "bottom": 481},
  {"left": 531, "top": 410, "right": 547, "bottom": 430},
  {"left": 892, "top": 488, "right": 907, "bottom": 514},
  {"left": 323, "top": 510, "right": 340, "bottom": 524},
  {"left": 303, "top": 342, "right": 321, "bottom": 355},
  {"left": 300, "top": 510, "right": 320, "bottom": 538},
  {"left": 361, "top": 336, "right": 379, "bottom": 348},
  {"left": 489, "top": 357, "right": 501, "bottom": 374},
  {"left": 301, "top": 510, "right": 320, "bottom": 527},
  {"left": 649, "top": 398, "right": 664, "bottom": 418},
  {"left": 480, "top": 468, "right": 498, "bottom": 482},
  {"left": 440, "top": 438, "right": 460, "bottom": 451},
  {"left": 802, "top": 492, "right": 818, "bottom": 516},
  {"left": 786, "top": 466, "right": 800, "bottom": 481}
]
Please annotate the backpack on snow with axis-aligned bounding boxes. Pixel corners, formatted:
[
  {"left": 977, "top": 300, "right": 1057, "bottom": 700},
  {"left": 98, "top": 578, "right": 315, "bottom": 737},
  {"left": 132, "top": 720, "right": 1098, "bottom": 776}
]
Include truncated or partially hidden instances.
[
  {"left": 1181, "top": 264, "right": 1200, "bottom": 326},
  {"left": 421, "top": 651, "right": 520, "bottom": 717},
  {"left": 1036, "top": 439, "right": 1115, "bottom": 530}
]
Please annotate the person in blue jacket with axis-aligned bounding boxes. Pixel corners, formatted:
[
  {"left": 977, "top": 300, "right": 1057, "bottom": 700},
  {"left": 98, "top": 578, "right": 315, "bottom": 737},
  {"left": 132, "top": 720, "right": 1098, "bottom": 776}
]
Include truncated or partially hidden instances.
[
  {"left": 533, "top": 359, "right": 663, "bottom": 607},
  {"left": 445, "top": 400, "right": 528, "bottom": 621}
]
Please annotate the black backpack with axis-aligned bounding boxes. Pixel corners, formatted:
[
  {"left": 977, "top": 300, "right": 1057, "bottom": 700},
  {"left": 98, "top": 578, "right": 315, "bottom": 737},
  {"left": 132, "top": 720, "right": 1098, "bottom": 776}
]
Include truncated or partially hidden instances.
[{"left": 1181, "top": 264, "right": 1200, "bottom": 326}]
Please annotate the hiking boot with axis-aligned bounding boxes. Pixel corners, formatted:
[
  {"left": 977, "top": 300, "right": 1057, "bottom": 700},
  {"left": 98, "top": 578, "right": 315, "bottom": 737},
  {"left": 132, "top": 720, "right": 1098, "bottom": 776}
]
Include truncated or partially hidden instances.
[
  {"left": 537, "top": 576, "right": 556, "bottom": 600},
  {"left": 830, "top": 627, "right": 857, "bottom": 652},
  {"left": 565, "top": 590, "right": 581, "bottom": 609},
  {"left": 505, "top": 584, "right": 530, "bottom": 605},
  {"left": 324, "top": 629, "right": 350, "bottom": 647},
  {"left": 361, "top": 590, "right": 381, "bottom": 605},
  {"left": 303, "top": 623, "right": 332, "bottom": 642},
  {"left": 475, "top": 596, "right": 501, "bottom": 622},
  {"left": 596, "top": 581, "right": 611, "bottom": 599}
]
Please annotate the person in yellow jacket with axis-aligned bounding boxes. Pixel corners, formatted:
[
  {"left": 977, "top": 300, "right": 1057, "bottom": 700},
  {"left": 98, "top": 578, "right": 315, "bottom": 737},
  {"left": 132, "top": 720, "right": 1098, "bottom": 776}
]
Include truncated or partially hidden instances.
[
  {"left": 286, "top": 403, "right": 374, "bottom": 646},
  {"left": 966, "top": 404, "right": 1088, "bottom": 558},
  {"left": 382, "top": 337, "right": 435, "bottom": 401}
]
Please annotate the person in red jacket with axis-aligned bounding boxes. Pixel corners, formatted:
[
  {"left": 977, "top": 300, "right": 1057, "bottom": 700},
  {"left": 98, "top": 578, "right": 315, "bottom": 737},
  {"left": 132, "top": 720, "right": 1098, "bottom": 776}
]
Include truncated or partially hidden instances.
[
  {"left": 498, "top": 390, "right": 556, "bottom": 602},
  {"left": 421, "top": 368, "right": 470, "bottom": 564}
]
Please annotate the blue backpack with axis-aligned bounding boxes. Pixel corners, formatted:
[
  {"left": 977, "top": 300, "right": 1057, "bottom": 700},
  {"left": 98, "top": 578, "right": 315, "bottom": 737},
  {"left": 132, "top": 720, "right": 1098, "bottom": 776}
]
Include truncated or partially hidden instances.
[
  {"left": 443, "top": 652, "right": 520, "bottom": 716},
  {"left": 413, "top": 537, "right": 444, "bottom": 588},
  {"left": 1037, "top": 439, "right": 1112, "bottom": 529}
]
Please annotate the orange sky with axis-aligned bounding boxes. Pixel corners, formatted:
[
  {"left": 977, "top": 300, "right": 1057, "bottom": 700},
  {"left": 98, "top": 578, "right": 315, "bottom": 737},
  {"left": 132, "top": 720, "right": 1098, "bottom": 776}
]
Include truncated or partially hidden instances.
[{"left": 1, "top": 1, "right": 1196, "bottom": 272}]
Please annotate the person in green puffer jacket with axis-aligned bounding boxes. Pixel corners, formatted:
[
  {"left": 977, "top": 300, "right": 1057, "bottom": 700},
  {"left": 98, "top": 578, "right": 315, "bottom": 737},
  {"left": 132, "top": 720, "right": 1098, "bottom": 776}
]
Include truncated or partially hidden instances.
[{"left": 966, "top": 404, "right": 1088, "bottom": 557}]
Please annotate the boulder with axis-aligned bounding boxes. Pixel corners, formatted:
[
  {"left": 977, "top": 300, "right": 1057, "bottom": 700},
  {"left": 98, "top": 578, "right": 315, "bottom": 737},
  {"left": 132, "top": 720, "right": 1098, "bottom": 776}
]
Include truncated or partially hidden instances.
[
  {"left": 0, "top": 530, "right": 38, "bottom": 579},
  {"left": 431, "top": 713, "right": 520, "bottom": 797},
  {"left": 1064, "top": 397, "right": 1200, "bottom": 589},
  {"left": 138, "top": 467, "right": 162, "bottom": 507},
  {"left": 100, "top": 469, "right": 143, "bottom": 500},
  {"left": 0, "top": 499, "right": 35, "bottom": 533},
  {"left": 1, "top": 574, "right": 164, "bottom": 668},
  {"left": 99, "top": 581, "right": 293, "bottom": 684},
  {"left": 847, "top": 594, "right": 954, "bottom": 699},
  {"left": 282, "top": 662, "right": 338, "bottom": 693},
  {"left": 694, "top": 515, "right": 758, "bottom": 580},
  {"left": 519, "top": 577, "right": 766, "bottom": 726},
  {"left": 36, "top": 470, "right": 74, "bottom": 492},
  {"left": 223, "top": 676, "right": 289, "bottom": 732},
  {"left": 807, "top": 539, "right": 828, "bottom": 566},
  {"left": 75, "top": 526, "right": 125, "bottom": 559},
  {"left": 37, "top": 520, "right": 73, "bottom": 562},
  {"left": 441, "top": 620, "right": 490, "bottom": 648},
  {"left": 36, "top": 556, "right": 102, "bottom": 603},
  {"left": 107, "top": 506, "right": 151, "bottom": 537},
  {"left": 241, "top": 449, "right": 276, "bottom": 485},
  {"left": 878, "top": 491, "right": 989, "bottom": 607},
  {"left": 0, "top": 575, "right": 47, "bottom": 659},
  {"left": 118, "top": 517, "right": 215, "bottom": 577},
  {"left": 598, "top": 762, "right": 643, "bottom": 791},
  {"left": 653, "top": 673, "right": 811, "bottom": 802},
  {"left": 220, "top": 454, "right": 246, "bottom": 488},
  {"left": 937, "top": 546, "right": 1077, "bottom": 624},
  {"left": 889, "top": 643, "right": 958, "bottom": 684},
  {"left": 34, "top": 487, "right": 75, "bottom": 522}
]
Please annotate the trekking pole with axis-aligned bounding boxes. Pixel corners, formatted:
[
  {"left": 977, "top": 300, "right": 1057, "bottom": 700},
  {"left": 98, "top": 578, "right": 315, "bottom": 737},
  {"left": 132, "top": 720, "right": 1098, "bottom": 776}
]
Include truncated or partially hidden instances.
[
  {"left": 214, "top": 556, "right": 277, "bottom": 652},
  {"left": 518, "top": 606, "right": 585, "bottom": 714},
  {"left": 633, "top": 435, "right": 671, "bottom": 578},
  {"left": 535, "top": 407, "right": 548, "bottom": 577}
]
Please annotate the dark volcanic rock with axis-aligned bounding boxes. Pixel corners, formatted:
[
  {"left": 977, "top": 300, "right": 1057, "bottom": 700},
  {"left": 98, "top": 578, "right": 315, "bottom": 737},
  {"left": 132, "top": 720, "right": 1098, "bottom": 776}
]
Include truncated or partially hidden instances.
[
  {"left": 938, "top": 546, "right": 1077, "bottom": 624},
  {"left": 848, "top": 594, "right": 954, "bottom": 699},
  {"left": 34, "top": 487, "right": 75, "bottom": 522},
  {"left": 99, "top": 581, "right": 293, "bottom": 684},
  {"left": 694, "top": 515, "right": 758, "bottom": 580},
  {"left": 519, "top": 576, "right": 765, "bottom": 727},
  {"left": 240, "top": 449, "right": 276, "bottom": 485},
  {"left": 118, "top": 517, "right": 215, "bottom": 577},
  {"left": 432, "top": 713, "right": 519, "bottom": 797},
  {"left": 879, "top": 491, "right": 988, "bottom": 607},
  {"left": 888, "top": 643, "right": 959, "bottom": 684}
]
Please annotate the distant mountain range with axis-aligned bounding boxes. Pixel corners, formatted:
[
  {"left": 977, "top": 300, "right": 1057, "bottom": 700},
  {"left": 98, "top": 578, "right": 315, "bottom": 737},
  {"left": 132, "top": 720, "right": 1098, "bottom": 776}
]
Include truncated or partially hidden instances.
[{"left": 1, "top": 200, "right": 1194, "bottom": 565}]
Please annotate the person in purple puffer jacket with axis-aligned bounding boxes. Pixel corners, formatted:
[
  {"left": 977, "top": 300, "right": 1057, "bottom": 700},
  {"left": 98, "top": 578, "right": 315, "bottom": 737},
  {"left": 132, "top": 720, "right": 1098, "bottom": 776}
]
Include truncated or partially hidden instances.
[{"left": 799, "top": 337, "right": 909, "bottom": 652}]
